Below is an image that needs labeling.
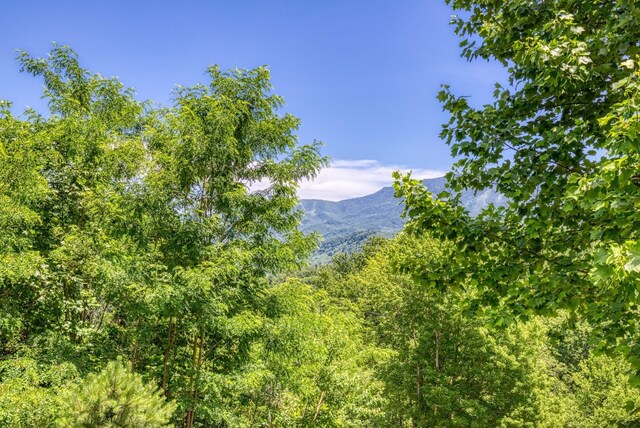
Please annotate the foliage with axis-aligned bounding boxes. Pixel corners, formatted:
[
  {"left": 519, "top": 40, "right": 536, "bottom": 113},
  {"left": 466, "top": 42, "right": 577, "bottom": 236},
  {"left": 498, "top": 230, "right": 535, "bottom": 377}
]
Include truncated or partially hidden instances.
[
  {"left": 329, "top": 236, "right": 552, "bottom": 427},
  {"left": 394, "top": 0, "right": 640, "bottom": 371},
  {"left": 4, "top": 8, "right": 640, "bottom": 422},
  {"left": 0, "top": 44, "right": 325, "bottom": 427},
  {"left": 58, "top": 359, "right": 176, "bottom": 427},
  {"left": 203, "top": 279, "right": 387, "bottom": 427},
  {"left": 0, "top": 357, "right": 77, "bottom": 427},
  {"left": 309, "top": 234, "right": 640, "bottom": 427}
]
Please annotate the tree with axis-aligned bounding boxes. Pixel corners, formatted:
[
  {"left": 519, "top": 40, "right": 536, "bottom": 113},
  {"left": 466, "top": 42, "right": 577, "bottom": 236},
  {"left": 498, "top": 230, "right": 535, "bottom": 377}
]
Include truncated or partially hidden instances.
[
  {"left": 395, "top": 0, "right": 640, "bottom": 371},
  {"left": 0, "top": 45, "right": 326, "bottom": 427},
  {"left": 137, "top": 62, "right": 326, "bottom": 428},
  {"left": 1, "top": 44, "right": 150, "bottom": 372},
  {"left": 214, "top": 279, "right": 386, "bottom": 427},
  {"left": 339, "top": 235, "right": 553, "bottom": 427},
  {"left": 58, "top": 359, "right": 176, "bottom": 427}
]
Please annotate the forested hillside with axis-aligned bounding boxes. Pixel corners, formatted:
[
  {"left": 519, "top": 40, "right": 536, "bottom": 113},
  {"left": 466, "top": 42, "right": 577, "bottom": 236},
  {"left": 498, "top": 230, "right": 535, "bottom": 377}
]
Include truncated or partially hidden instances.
[
  {"left": 2, "top": 0, "right": 640, "bottom": 427},
  {"left": 299, "top": 177, "right": 504, "bottom": 262}
]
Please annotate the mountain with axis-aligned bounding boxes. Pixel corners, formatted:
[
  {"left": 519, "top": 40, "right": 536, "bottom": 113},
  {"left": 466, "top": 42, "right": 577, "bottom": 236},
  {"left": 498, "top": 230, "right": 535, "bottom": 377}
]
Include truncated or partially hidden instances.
[{"left": 300, "top": 177, "right": 505, "bottom": 263}]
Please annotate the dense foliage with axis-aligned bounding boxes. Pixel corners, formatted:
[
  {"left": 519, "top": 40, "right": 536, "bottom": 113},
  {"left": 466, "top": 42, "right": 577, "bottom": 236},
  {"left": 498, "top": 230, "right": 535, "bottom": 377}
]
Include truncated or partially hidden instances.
[
  {"left": 394, "top": 0, "right": 640, "bottom": 373},
  {"left": 302, "top": 236, "right": 640, "bottom": 427},
  {"left": 3, "top": 0, "right": 640, "bottom": 425},
  {"left": 0, "top": 45, "right": 325, "bottom": 427}
]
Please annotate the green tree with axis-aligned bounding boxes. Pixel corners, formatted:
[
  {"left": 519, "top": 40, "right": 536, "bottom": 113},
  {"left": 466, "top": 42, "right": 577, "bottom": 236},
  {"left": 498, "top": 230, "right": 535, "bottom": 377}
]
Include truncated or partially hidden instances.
[
  {"left": 214, "top": 279, "right": 386, "bottom": 427},
  {"left": 346, "top": 236, "right": 554, "bottom": 427},
  {"left": 0, "top": 101, "right": 49, "bottom": 351},
  {"left": 395, "top": 0, "right": 640, "bottom": 369},
  {"left": 58, "top": 359, "right": 176, "bottom": 427},
  {"left": 1, "top": 45, "right": 145, "bottom": 364},
  {"left": 136, "top": 63, "right": 325, "bottom": 428},
  {"left": 0, "top": 357, "right": 77, "bottom": 427},
  {"left": 0, "top": 45, "right": 326, "bottom": 427}
]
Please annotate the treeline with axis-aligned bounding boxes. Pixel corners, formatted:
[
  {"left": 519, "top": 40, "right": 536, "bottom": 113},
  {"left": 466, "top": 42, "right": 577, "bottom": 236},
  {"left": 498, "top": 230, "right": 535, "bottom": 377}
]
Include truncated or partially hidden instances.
[
  {"left": 3, "top": 229, "right": 640, "bottom": 426},
  {"left": 297, "top": 236, "right": 640, "bottom": 427}
]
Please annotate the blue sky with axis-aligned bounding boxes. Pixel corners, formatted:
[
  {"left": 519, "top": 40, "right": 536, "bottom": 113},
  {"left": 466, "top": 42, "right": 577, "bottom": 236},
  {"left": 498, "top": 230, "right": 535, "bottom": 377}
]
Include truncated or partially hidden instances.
[{"left": 0, "top": 0, "right": 506, "bottom": 200}]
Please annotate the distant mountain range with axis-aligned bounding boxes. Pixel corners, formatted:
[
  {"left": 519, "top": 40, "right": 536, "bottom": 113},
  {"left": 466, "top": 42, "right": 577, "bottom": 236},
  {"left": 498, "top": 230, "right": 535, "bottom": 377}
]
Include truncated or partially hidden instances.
[{"left": 300, "top": 177, "right": 505, "bottom": 263}]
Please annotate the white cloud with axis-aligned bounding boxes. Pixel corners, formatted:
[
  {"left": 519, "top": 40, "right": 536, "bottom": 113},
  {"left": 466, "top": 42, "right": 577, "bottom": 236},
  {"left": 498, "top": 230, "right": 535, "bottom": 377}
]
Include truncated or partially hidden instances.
[
  {"left": 330, "top": 159, "right": 378, "bottom": 168},
  {"left": 297, "top": 160, "right": 444, "bottom": 201}
]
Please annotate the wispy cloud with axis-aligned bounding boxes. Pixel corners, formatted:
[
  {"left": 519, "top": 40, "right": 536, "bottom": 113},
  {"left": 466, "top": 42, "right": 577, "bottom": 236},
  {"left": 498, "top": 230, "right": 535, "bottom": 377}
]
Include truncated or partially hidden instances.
[{"left": 298, "top": 160, "right": 444, "bottom": 201}]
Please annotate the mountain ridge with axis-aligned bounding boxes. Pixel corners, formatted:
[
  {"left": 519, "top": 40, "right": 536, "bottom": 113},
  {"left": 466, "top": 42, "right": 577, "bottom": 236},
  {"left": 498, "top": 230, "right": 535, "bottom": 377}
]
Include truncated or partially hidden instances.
[{"left": 300, "top": 177, "right": 505, "bottom": 263}]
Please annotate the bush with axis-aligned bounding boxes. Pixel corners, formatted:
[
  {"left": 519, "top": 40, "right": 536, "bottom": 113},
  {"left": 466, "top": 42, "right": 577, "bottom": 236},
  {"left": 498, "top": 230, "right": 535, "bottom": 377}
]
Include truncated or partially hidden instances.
[{"left": 0, "top": 357, "right": 76, "bottom": 428}]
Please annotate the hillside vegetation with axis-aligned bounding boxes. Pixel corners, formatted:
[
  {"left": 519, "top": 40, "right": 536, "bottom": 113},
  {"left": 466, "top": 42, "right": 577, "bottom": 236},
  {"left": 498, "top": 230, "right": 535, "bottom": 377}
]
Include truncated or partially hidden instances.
[{"left": 300, "top": 177, "right": 505, "bottom": 262}]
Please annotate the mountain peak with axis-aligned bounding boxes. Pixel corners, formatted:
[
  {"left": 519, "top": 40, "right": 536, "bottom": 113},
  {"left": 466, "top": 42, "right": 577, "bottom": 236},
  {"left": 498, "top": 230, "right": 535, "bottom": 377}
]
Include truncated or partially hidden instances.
[{"left": 300, "top": 177, "right": 504, "bottom": 263}]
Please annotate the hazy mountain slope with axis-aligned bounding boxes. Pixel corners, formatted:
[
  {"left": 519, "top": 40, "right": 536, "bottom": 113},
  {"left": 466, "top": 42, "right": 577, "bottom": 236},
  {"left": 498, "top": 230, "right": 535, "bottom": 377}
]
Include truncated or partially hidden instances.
[{"left": 300, "top": 177, "right": 505, "bottom": 262}]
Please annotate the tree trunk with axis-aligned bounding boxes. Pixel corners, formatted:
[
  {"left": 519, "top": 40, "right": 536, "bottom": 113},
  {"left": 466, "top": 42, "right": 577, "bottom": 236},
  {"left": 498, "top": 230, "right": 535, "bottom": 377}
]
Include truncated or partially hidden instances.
[
  {"left": 312, "top": 391, "right": 326, "bottom": 423},
  {"left": 184, "top": 334, "right": 199, "bottom": 428},
  {"left": 162, "top": 317, "right": 175, "bottom": 391},
  {"left": 434, "top": 330, "right": 440, "bottom": 372},
  {"left": 412, "top": 329, "right": 422, "bottom": 402},
  {"left": 184, "top": 331, "right": 205, "bottom": 428}
]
